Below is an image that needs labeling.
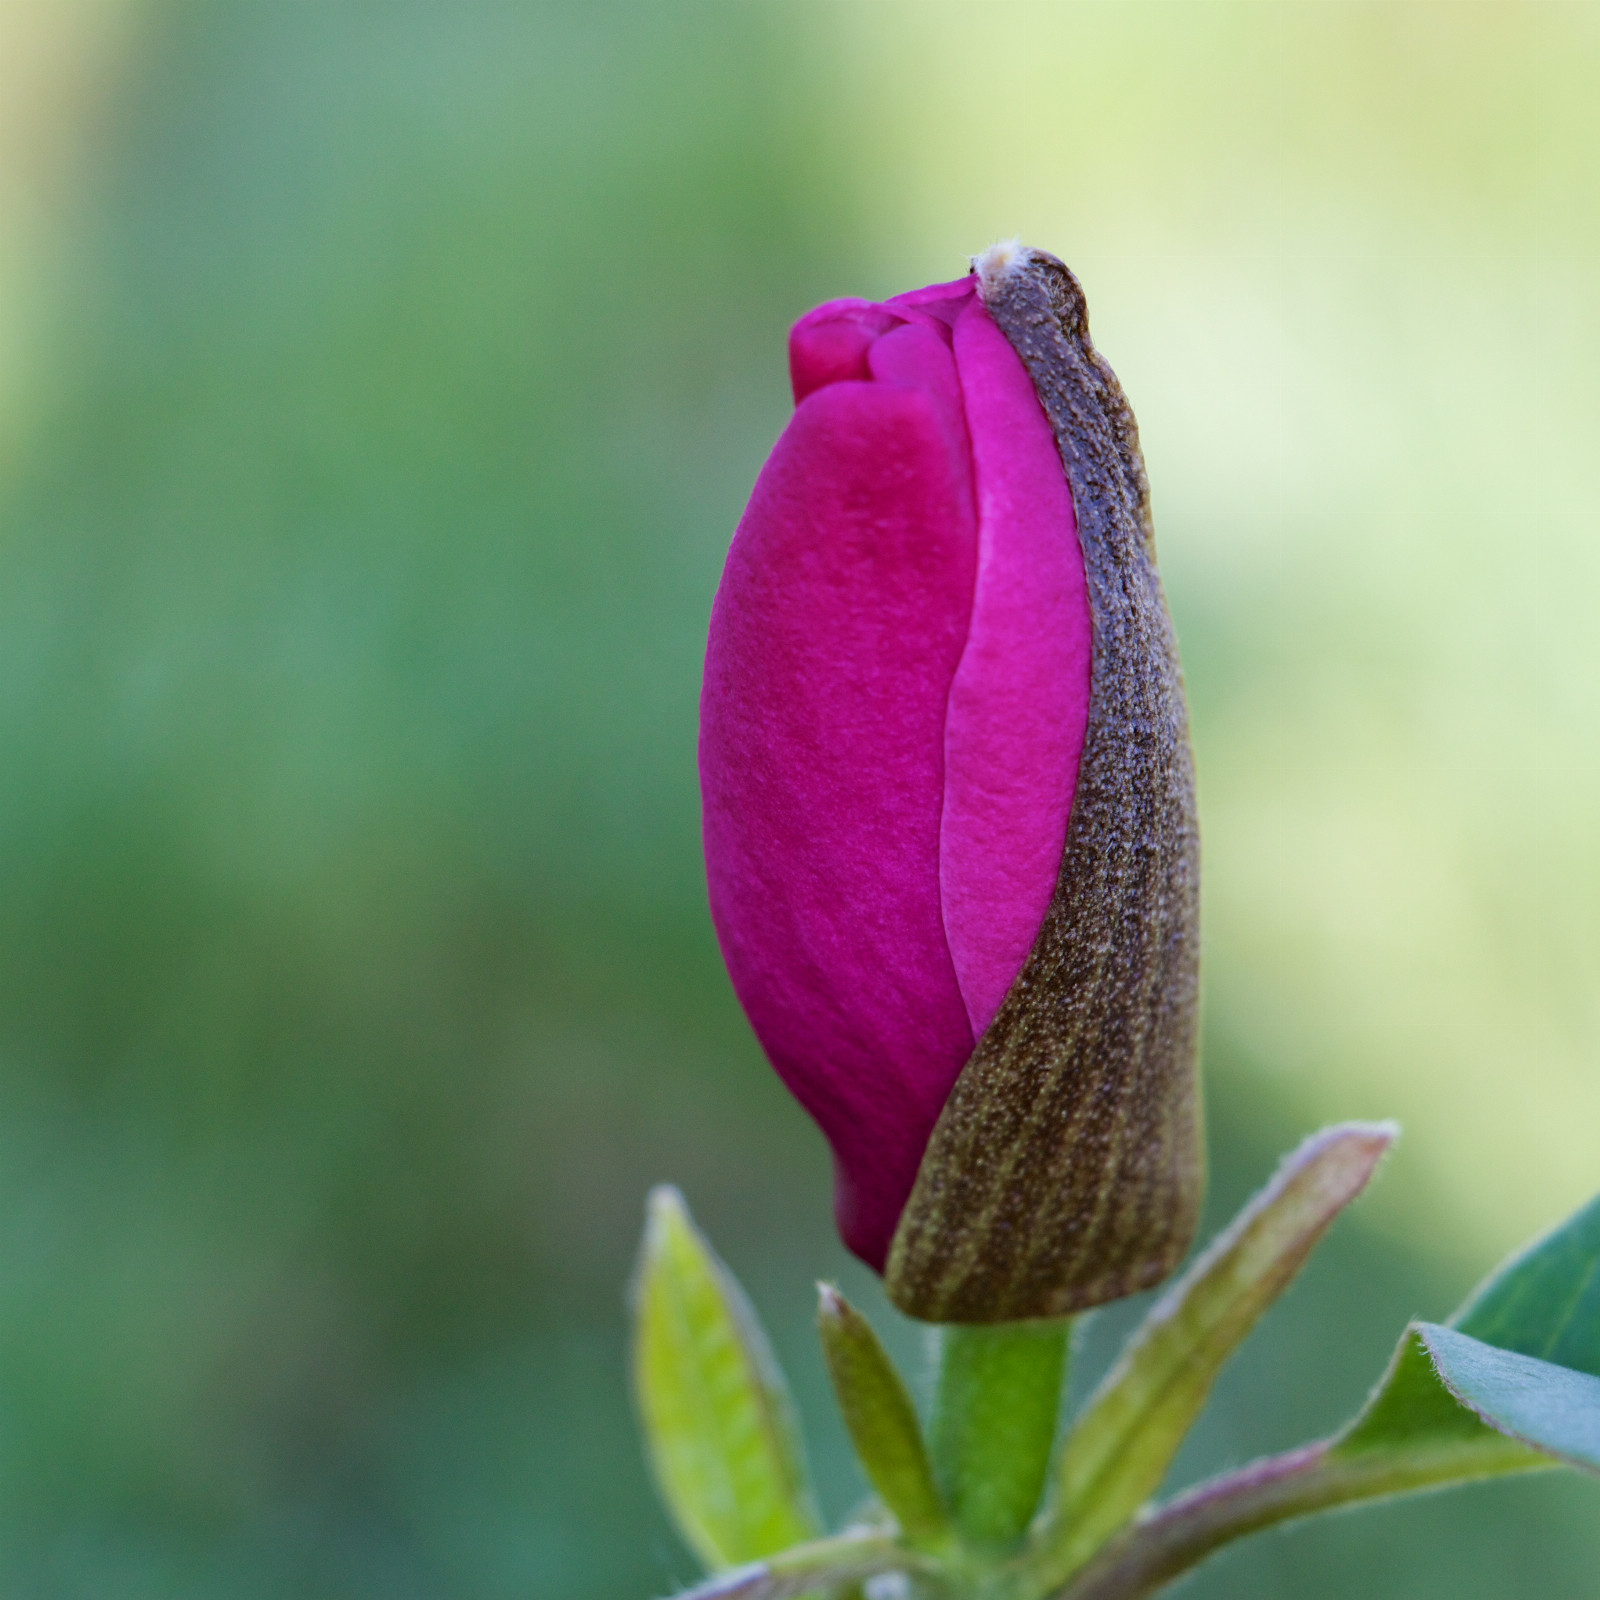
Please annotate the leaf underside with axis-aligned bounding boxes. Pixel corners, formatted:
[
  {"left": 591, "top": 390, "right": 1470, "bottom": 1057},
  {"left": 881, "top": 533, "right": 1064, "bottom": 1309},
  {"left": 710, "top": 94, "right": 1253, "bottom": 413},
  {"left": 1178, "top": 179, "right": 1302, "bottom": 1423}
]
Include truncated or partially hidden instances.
[
  {"left": 1420, "top": 1323, "right": 1600, "bottom": 1471},
  {"left": 1040, "top": 1189, "right": 1600, "bottom": 1600},
  {"left": 1337, "top": 1192, "right": 1600, "bottom": 1476},
  {"left": 633, "top": 1187, "right": 820, "bottom": 1571}
]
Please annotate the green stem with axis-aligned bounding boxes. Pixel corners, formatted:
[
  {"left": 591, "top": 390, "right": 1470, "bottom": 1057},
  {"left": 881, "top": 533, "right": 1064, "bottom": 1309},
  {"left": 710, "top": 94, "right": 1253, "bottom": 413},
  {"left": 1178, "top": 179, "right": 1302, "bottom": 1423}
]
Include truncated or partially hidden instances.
[
  {"left": 932, "top": 1320, "right": 1071, "bottom": 1552},
  {"left": 1048, "top": 1434, "right": 1552, "bottom": 1600},
  {"left": 668, "top": 1530, "right": 925, "bottom": 1600}
]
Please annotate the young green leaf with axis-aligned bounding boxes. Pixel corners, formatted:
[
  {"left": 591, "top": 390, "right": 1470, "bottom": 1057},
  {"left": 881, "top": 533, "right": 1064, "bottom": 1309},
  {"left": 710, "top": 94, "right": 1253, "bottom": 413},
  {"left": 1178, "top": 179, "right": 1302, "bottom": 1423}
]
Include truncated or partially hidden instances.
[
  {"left": 816, "top": 1285, "right": 951, "bottom": 1550},
  {"left": 1329, "top": 1323, "right": 1540, "bottom": 1481},
  {"left": 1055, "top": 1329, "right": 1576, "bottom": 1600},
  {"left": 1418, "top": 1323, "right": 1600, "bottom": 1472},
  {"left": 1031, "top": 1122, "right": 1395, "bottom": 1590},
  {"left": 1056, "top": 1190, "right": 1600, "bottom": 1600},
  {"left": 633, "top": 1187, "right": 820, "bottom": 1571},
  {"left": 1453, "top": 1190, "right": 1600, "bottom": 1368},
  {"left": 931, "top": 1320, "right": 1070, "bottom": 1550},
  {"left": 1333, "top": 1190, "right": 1600, "bottom": 1473},
  {"left": 664, "top": 1531, "right": 923, "bottom": 1600}
]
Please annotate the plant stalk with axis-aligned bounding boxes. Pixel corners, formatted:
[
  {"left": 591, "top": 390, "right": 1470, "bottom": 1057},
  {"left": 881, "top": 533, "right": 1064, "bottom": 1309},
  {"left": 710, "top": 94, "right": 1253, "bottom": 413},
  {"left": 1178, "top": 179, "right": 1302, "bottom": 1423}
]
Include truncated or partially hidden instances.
[
  {"left": 933, "top": 1320, "right": 1071, "bottom": 1551},
  {"left": 1047, "top": 1435, "right": 1552, "bottom": 1600},
  {"left": 666, "top": 1530, "right": 924, "bottom": 1600}
]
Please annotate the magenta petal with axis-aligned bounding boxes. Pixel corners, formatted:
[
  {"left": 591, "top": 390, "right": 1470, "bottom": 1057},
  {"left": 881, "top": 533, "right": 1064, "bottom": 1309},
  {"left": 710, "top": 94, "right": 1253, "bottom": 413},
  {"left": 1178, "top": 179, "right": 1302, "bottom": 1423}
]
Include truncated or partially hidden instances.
[
  {"left": 866, "top": 324, "right": 975, "bottom": 511},
  {"left": 867, "top": 321, "right": 961, "bottom": 390},
  {"left": 939, "top": 297, "right": 1093, "bottom": 1038},
  {"left": 701, "top": 377, "right": 978, "bottom": 1269},
  {"left": 789, "top": 300, "right": 902, "bottom": 401},
  {"left": 889, "top": 275, "right": 976, "bottom": 330}
]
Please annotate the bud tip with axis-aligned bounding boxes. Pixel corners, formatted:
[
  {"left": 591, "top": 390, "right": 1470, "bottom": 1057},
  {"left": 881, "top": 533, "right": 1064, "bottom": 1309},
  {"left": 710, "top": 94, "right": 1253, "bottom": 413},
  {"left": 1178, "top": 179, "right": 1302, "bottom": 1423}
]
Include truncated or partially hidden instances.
[{"left": 972, "top": 237, "right": 1028, "bottom": 293}]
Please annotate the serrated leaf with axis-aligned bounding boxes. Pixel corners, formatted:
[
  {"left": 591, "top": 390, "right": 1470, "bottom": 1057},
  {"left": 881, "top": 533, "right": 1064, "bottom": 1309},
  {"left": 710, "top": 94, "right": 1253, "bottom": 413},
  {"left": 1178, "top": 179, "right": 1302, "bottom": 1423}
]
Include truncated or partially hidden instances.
[
  {"left": 816, "top": 1285, "right": 950, "bottom": 1550},
  {"left": 633, "top": 1187, "right": 820, "bottom": 1571},
  {"left": 1030, "top": 1123, "right": 1394, "bottom": 1588},
  {"left": 1334, "top": 1190, "right": 1600, "bottom": 1475}
]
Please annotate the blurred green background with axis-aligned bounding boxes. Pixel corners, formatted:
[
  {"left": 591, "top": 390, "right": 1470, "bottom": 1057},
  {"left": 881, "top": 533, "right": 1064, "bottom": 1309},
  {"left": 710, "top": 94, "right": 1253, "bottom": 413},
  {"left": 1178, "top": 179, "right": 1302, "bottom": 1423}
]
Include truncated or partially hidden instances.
[{"left": 0, "top": 2, "right": 1596, "bottom": 1595}]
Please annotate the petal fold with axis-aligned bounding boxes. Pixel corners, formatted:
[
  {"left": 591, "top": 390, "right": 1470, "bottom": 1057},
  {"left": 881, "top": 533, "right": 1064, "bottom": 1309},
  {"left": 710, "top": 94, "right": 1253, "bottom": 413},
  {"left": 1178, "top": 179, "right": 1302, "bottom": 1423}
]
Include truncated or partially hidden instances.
[
  {"left": 939, "top": 297, "right": 1092, "bottom": 1038},
  {"left": 701, "top": 373, "right": 978, "bottom": 1268}
]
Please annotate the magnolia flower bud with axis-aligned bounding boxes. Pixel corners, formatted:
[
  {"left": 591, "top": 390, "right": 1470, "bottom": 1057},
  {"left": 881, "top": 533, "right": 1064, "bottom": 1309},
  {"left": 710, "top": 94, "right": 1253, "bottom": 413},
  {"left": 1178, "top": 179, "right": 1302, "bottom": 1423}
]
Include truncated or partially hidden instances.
[{"left": 700, "top": 245, "right": 1201, "bottom": 1322}]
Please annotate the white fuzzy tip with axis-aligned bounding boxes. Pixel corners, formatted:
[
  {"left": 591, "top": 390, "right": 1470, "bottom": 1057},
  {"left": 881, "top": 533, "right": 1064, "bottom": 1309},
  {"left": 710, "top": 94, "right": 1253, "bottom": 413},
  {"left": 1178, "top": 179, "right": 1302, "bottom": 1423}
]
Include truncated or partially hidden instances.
[{"left": 972, "top": 237, "right": 1028, "bottom": 291}]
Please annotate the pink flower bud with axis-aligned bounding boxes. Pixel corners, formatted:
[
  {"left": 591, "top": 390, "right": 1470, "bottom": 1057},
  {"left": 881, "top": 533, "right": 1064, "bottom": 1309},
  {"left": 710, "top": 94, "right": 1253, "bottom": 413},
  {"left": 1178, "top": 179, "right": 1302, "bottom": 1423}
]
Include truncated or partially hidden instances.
[{"left": 700, "top": 247, "right": 1201, "bottom": 1322}]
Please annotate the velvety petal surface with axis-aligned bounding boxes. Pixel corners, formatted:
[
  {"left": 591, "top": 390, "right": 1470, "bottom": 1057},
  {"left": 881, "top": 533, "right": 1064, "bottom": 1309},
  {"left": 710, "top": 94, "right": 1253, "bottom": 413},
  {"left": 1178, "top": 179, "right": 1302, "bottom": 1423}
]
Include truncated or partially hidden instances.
[
  {"left": 704, "top": 272, "right": 1094, "bottom": 1270},
  {"left": 789, "top": 300, "right": 903, "bottom": 402},
  {"left": 700, "top": 350, "right": 978, "bottom": 1268},
  {"left": 939, "top": 297, "right": 1092, "bottom": 1037},
  {"left": 889, "top": 275, "right": 976, "bottom": 328}
]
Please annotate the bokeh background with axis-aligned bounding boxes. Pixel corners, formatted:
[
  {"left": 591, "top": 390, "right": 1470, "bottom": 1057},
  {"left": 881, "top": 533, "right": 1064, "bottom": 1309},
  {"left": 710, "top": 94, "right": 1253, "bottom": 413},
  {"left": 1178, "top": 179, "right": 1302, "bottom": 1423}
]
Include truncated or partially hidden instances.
[{"left": 0, "top": 2, "right": 1597, "bottom": 1596}]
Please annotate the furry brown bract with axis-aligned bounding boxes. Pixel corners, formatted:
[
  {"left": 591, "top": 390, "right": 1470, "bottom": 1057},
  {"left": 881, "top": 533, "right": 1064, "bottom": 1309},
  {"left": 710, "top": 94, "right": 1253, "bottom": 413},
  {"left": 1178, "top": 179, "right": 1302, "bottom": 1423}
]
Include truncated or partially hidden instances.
[{"left": 886, "top": 247, "right": 1203, "bottom": 1324}]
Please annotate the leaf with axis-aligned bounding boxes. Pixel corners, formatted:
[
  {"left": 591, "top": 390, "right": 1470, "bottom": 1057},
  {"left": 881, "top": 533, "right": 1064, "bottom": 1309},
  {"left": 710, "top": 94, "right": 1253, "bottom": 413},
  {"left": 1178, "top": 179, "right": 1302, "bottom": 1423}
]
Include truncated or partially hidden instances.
[
  {"left": 1331, "top": 1324, "right": 1538, "bottom": 1477},
  {"left": 1334, "top": 1190, "right": 1600, "bottom": 1473},
  {"left": 1047, "top": 1188, "right": 1600, "bottom": 1600},
  {"left": 633, "top": 1187, "right": 820, "bottom": 1571},
  {"left": 664, "top": 1531, "right": 920, "bottom": 1600},
  {"left": 1453, "top": 1191, "right": 1600, "bottom": 1368},
  {"left": 931, "top": 1320, "right": 1070, "bottom": 1550},
  {"left": 1419, "top": 1323, "right": 1600, "bottom": 1472},
  {"left": 1030, "top": 1123, "right": 1396, "bottom": 1589},
  {"left": 816, "top": 1285, "right": 951, "bottom": 1549}
]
